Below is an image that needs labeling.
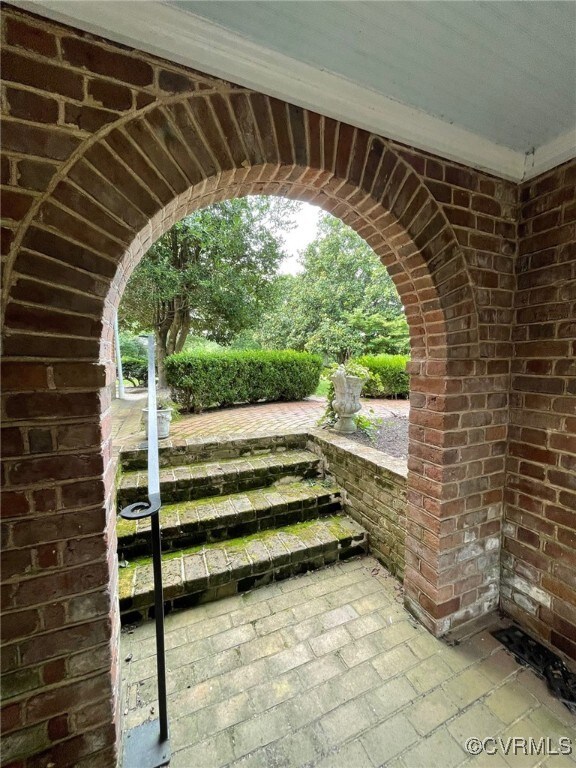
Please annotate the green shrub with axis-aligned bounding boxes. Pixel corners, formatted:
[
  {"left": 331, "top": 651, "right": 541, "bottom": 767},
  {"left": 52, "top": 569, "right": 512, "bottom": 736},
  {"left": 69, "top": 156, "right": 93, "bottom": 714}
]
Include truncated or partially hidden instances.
[
  {"left": 121, "top": 357, "right": 148, "bottom": 387},
  {"left": 165, "top": 350, "right": 322, "bottom": 412},
  {"left": 354, "top": 354, "right": 409, "bottom": 398},
  {"left": 119, "top": 332, "right": 147, "bottom": 359}
]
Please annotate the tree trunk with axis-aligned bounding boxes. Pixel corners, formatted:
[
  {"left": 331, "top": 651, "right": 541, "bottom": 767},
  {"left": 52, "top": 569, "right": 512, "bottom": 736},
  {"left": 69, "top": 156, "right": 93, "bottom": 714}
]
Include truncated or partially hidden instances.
[
  {"left": 157, "top": 300, "right": 190, "bottom": 389},
  {"left": 156, "top": 328, "right": 169, "bottom": 389},
  {"left": 174, "top": 313, "right": 190, "bottom": 353}
]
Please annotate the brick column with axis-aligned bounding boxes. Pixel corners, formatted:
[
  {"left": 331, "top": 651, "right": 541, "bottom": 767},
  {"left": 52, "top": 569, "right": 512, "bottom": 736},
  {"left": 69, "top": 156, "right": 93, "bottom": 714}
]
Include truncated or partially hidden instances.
[
  {"left": 504, "top": 159, "right": 576, "bottom": 661},
  {"left": 1, "top": 361, "right": 121, "bottom": 765}
]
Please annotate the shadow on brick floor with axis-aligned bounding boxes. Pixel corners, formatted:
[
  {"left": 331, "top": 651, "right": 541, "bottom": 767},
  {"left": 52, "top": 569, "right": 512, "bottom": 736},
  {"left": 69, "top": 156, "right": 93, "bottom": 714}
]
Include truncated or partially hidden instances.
[{"left": 120, "top": 557, "right": 575, "bottom": 768}]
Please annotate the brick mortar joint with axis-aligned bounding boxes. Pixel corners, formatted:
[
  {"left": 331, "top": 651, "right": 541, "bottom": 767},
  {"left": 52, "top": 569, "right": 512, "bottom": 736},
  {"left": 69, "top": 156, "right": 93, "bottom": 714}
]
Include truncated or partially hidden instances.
[
  {"left": 4, "top": 6, "right": 236, "bottom": 89},
  {"left": 307, "top": 431, "right": 408, "bottom": 480},
  {"left": 1, "top": 84, "right": 254, "bottom": 316}
]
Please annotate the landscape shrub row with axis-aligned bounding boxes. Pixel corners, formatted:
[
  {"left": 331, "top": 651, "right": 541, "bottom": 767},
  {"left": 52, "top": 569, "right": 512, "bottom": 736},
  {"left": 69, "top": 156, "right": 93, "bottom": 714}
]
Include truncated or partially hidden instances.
[
  {"left": 121, "top": 357, "right": 148, "bottom": 387},
  {"left": 354, "top": 354, "right": 409, "bottom": 398},
  {"left": 165, "top": 350, "right": 322, "bottom": 412}
]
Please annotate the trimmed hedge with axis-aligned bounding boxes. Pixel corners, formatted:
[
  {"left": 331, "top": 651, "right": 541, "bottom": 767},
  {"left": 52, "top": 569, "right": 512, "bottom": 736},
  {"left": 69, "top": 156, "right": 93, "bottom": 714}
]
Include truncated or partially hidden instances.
[
  {"left": 121, "top": 357, "right": 148, "bottom": 387},
  {"left": 165, "top": 350, "right": 322, "bottom": 412},
  {"left": 354, "top": 354, "right": 409, "bottom": 398}
]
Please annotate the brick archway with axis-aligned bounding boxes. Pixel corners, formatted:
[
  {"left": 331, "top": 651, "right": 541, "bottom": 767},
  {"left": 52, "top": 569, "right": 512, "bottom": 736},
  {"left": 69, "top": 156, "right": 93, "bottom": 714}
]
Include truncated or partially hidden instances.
[
  {"left": 2, "top": 9, "right": 520, "bottom": 766},
  {"left": 4, "top": 90, "right": 485, "bottom": 609}
]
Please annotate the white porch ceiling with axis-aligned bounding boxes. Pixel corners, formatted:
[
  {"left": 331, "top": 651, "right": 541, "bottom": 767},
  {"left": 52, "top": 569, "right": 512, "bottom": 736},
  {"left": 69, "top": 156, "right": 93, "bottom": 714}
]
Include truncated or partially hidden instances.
[{"left": 14, "top": 0, "right": 576, "bottom": 181}]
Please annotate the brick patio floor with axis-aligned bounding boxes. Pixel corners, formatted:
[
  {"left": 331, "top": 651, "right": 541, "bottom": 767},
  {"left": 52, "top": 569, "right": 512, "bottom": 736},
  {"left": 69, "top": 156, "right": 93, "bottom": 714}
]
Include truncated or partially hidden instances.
[
  {"left": 114, "top": 394, "right": 575, "bottom": 766},
  {"left": 112, "top": 390, "right": 410, "bottom": 449},
  {"left": 121, "top": 557, "right": 575, "bottom": 768}
]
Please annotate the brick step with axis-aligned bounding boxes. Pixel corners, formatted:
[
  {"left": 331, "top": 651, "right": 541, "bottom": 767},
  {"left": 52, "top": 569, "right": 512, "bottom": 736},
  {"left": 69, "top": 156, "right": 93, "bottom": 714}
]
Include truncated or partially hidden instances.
[
  {"left": 119, "top": 432, "right": 308, "bottom": 472},
  {"left": 117, "top": 449, "right": 321, "bottom": 509},
  {"left": 118, "top": 515, "right": 368, "bottom": 624},
  {"left": 117, "top": 480, "right": 342, "bottom": 559}
]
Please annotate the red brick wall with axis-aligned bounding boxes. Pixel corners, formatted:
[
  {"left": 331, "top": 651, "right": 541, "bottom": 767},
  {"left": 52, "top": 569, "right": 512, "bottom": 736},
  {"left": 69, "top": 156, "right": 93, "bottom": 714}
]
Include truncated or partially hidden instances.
[
  {"left": 503, "top": 160, "right": 576, "bottom": 660},
  {"left": 0, "top": 6, "right": 573, "bottom": 766},
  {"left": 396, "top": 147, "right": 516, "bottom": 636}
]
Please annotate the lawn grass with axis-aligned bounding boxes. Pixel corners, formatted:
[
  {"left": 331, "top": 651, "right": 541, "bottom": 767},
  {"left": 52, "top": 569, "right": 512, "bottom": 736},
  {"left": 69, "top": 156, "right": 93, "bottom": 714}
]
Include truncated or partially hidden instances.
[{"left": 314, "top": 377, "right": 330, "bottom": 398}]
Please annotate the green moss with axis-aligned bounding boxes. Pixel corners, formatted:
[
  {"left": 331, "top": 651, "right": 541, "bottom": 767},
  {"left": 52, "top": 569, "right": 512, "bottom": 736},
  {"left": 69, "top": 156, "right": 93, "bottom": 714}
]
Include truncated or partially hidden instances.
[
  {"left": 121, "top": 481, "right": 329, "bottom": 520},
  {"left": 325, "top": 518, "right": 352, "bottom": 538},
  {"left": 116, "top": 517, "right": 137, "bottom": 537},
  {"left": 163, "top": 548, "right": 192, "bottom": 561},
  {"left": 161, "top": 509, "right": 180, "bottom": 528},
  {"left": 119, "top": 515, "right": 341, "bottom": 573},
  {"left": 118, "top": 566, "right": 134, "bottom": 598}
]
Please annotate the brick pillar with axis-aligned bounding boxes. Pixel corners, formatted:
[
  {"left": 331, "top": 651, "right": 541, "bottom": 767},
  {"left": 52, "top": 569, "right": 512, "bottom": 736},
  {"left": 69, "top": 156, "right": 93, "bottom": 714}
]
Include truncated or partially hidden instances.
[
  {"left": 403, "top": 358, "right": 505, "bottom": 636},
  {"left": 1, "top": 361, "right": 121, "bottom": 766},
  {"left": 504, "top": 159, "right": 576, "bottom": 662}
]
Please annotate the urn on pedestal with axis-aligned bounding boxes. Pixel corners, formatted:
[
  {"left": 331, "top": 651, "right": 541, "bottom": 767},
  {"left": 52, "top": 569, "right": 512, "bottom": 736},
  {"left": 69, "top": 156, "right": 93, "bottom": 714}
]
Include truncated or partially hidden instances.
[
  {"left": 142, "top": 395, "right": 177, "bottom": 440},
  {"left": 143, "top": 406, "right": 173, "bottom": 439},
  {"left": 330, "top": 364, "right": 367, "bottom": 434}
]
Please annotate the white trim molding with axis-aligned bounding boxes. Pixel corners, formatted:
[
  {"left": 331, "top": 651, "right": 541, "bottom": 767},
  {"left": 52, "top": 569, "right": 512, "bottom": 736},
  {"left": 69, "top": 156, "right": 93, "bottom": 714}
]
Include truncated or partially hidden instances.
[
  {"left": 522, "top": 129, "right": 576, "bottom": 181},
  {"left": 12, "top": 1, "right": 576, "bottom": 183}
]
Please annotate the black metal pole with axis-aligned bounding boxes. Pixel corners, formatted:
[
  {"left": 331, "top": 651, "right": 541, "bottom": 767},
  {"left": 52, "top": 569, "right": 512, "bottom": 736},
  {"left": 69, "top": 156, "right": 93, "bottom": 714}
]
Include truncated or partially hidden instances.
[
  {"left": 120, "top": 335, "right": 170, "bottom": 767},
  {"left": 151, "top": 509, "right": 168, "bottom": 741}
]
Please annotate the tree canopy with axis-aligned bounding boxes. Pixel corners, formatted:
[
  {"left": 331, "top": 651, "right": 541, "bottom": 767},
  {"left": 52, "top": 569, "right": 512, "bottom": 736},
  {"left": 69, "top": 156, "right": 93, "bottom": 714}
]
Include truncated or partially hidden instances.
[
  {"left": 119, "top": 196, "right": 299, "bottom": 383},
  {"left": 237, "top": 214, "right": 409, "bottom": 361},
  {"left": 120, "top": 201, "right": 410, "bottom": 382}
]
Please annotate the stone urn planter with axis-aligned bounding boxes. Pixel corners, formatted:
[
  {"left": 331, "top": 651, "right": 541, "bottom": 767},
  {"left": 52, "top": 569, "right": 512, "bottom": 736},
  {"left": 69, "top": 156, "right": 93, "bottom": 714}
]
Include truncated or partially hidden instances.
[
  {"left": 142, "top": 406, "right": 173, "bottom": 440},
  {"left": 330, "top": 365, "right": 367, "bottom": 434}
]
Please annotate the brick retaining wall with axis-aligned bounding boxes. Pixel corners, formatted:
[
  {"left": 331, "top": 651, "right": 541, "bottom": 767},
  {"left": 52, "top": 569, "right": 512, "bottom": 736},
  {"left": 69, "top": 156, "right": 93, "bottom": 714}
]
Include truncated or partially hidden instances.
[{"left": 308, "top": 432, "right": 407, "bottom": 579}]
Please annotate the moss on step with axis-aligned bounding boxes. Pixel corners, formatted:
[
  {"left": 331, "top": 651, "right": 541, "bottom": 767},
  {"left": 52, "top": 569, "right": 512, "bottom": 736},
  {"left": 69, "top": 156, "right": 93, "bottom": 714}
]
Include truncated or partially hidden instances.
[
  {"left": 116, "top": 517, "right": 137, "bottom": 537},
  {"left": 326, "top": 518, "right": 356, "bottom": 539},
  {"left": 119, "top": 449, "right": 318, "bottom": 482},
  {"left": 118, "top": 566, "right": 134, "bottom": 599},
  {"left": 118, "top": 516, "right": 347, "bottom": 572},
  {"left": 119, "top": 512, "right": 368, "bottom": 622},
  {"left": 115, "top": 480, "right": 336, "bottom": 538}
]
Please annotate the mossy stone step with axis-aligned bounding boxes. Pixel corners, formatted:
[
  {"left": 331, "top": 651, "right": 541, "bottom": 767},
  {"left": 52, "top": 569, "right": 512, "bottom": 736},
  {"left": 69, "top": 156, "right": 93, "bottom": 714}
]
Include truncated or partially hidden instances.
[
  {"left": 118, "top": 514, "right": 368, "bottom": 624},
  {"left": 117, "top": 449, "right": 321, "bottom": 509},
  {"left": 117, "top": 480, "right": 342, "bottom": 559},
  {"left": 120, "top": 432, "right": 308, "bottom": 472}
]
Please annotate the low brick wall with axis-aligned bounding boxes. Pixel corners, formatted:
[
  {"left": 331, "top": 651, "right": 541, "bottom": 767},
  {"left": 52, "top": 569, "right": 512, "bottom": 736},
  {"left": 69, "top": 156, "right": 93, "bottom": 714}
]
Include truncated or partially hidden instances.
[{"left": 308, "top": 430, "right": 408, "bottom": 578}]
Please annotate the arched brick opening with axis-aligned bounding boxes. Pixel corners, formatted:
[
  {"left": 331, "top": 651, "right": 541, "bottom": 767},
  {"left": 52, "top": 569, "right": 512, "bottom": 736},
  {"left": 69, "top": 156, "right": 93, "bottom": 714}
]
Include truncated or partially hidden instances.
[
  {"left": 103, "top": 158, "right": 485, "bottom": 619},
  {"left": 2, "top": 8, "right": 522, "bottom": 766},
  {"left": 4, "top": 96, "right": 488, "bottom": 616}
]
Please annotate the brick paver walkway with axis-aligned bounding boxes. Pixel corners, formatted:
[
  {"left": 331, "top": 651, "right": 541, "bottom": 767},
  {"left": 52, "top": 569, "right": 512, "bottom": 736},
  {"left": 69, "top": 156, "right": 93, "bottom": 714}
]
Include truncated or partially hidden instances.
[
  {"left": 112, "top": 391, "right": 410, "bottom": 450},
  {"left": 121, "top": 557, "right": 575, "bottom": 768}
]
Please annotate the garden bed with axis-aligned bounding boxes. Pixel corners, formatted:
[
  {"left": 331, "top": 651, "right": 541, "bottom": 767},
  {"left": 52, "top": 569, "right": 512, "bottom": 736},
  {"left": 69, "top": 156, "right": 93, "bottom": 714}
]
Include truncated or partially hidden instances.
[{"left": 344, "top": 412, "right": 409, "bottom": 459}]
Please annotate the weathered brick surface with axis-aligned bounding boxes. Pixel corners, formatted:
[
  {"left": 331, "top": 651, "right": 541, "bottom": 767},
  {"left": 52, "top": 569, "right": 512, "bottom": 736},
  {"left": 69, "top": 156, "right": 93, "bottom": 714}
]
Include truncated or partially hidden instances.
[
  {"left": 308, "top": 433, "right": 407, "bottom": 579},
  {"left": 503, "top": 160, "right": 576, "bottom": 661},
  {"left": 116, "top": 480, "right": 342, "bottom": 558},
  {"left": 117, "top": 450, "right": 321, "bottom": 507},
  {"left": 118, "top": 514, "right": 367, "bottom": 624},
  {"left": 0, "top": 6, "right": 574, "bottom": 766}
]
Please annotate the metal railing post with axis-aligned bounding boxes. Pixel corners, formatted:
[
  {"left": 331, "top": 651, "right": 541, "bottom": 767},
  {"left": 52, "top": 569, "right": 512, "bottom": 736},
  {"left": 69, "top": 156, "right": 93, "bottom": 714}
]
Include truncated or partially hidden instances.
[
  {"left": 114, "top": 314, "right": 125, "bottom": 399},
  {"left": 120, "top": 335, "right": 170, "bottom": 768},
  {"left": 151, "top": 510, "right": 168, "bottom": 741}
]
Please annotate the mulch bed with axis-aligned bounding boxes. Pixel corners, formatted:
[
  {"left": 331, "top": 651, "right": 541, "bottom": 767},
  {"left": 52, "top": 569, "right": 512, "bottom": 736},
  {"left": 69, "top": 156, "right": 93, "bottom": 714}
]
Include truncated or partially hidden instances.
[{"left": 344, "top": 412, "right": 409, "bottom": 459}]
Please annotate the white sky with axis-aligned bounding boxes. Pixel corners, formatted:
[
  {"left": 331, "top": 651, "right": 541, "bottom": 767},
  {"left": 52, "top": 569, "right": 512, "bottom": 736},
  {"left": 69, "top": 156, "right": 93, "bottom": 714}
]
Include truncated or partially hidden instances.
[{"left": 278, "top": 202, "right": 322, "bottom": 275}]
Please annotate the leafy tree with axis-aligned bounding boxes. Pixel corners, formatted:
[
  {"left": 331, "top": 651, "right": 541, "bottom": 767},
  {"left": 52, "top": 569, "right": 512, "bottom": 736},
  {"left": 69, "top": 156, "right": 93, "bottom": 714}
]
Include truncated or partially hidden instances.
[
  {"left": 119, "top": 197, "right": 299, "bottom": 385},
  {"left": 244, "top": 215, "right": 409, "bottom": 362},
  {"left": 345, "top": 312, "right": 410, "bottom": 356},
  {"left": 118, "top": 331, "right": 147, "bottom": 360},
  {"left": 231, "top": 274, "right": 299, "bottom": 351},
  {"left": 181, "top": 334, "right": 224, "bottom": 354}
]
